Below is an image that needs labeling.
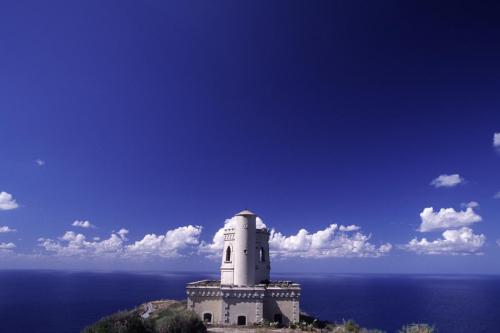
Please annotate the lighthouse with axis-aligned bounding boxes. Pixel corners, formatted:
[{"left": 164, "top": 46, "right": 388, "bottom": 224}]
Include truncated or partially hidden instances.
[{"left": 187, "top": 209, "right": 300, "bottom": 326}]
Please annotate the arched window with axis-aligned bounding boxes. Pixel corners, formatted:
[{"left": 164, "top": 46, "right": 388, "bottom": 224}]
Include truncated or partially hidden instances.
[
  {"left": 225, "top": 246, "right": 231, "bottom": 262},
  {"left": 260, "top": 247, "right": 265, "bottom": 262},
  {"left": 203, "top": 313, "right": 212, "bottom": 323}
]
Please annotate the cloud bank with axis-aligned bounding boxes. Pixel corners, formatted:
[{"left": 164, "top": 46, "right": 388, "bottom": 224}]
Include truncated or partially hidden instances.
[
  {"left": 38, "top": 225, "right": 203, "bottom": 258},
  {"left": 126, "top": 225, "right": 202, "bottom": 258},
  {"left": 39, "top": 229, "right": 130, "bottom": 257},
  {"left": 200, "top": 216, "right": 391, "bottom": 259},
  {"left": 269, "top": 224, "right": 392, "bottom": 258}
]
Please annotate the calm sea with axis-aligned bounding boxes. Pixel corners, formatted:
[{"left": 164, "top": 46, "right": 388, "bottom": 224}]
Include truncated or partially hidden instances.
[{"left": 0, "top": 270, "right": 499, "bottom": 333}]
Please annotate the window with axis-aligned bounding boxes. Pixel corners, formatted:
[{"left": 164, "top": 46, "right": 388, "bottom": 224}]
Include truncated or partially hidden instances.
[
  {"left": 203, "top": 313, "right": 212, "bottom": 323},
  {"left": 260, "top": 247, "right": 265, "bottom": 262},
  {"left": 237, "top": 315, "right": 246, "bottom": 326},
  {"left": 225, "top": 246, "right": 231, "bottom": 262}
]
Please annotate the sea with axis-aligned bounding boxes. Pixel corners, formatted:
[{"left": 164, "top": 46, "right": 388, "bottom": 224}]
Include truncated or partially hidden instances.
[{"left": 0, "top": 270, "right": 499, "bottom": 333}]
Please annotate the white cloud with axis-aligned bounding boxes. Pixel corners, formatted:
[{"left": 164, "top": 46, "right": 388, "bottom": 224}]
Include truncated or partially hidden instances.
[
  {"left": 0, "top": 192, "right": 19, "bottom": 210},
  {"left": 72, "top": 220, "right": 96, "bottom": 229},
  {"left": 39, "top": 226, "right": 202, "bottom": 259},
  {"left": 430, "top": 174, "right": 464, "bottom": 188},
  {"left": 461, "top": 201, "right": 479, "bottom": 209},
  {"left": 403, "top": 227, "right": 485, "bottom": 255},
  {"left": 0, "top": 226, "right": 16, "bottom": 233},
  {"left": 118, "top": 228, "right": 129, "bottom": 240},
  {"left": 269, "top": 224, "right": 392, "bottom": 258},
  {"left": 418, "top": 207, "right": 481, "bottom": 232},
  {"left": 0, "top": 242, "right": 16, "bottom": 251},
  {"left": 35, "top": 159, "right": 45, "bottom": 166},
  {"left": 126, "top": 225, "right": 202, "bottom": 258},
  {"left": 493, "top": 132, "right": 500, "bottom": 148},
  {"left": 39, "top": 230, "right": 128, "bottom": 256},
  {"left": 200, "top": 216, "right": 390, "bottom": 259},
  {"left": 339, "top": 225, "right": 361, "bottom": 232}
]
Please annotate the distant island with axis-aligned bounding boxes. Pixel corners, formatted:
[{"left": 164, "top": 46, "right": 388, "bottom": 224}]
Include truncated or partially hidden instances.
[{"left": 82, "top": 299, "right": 435, "bottom": 333}]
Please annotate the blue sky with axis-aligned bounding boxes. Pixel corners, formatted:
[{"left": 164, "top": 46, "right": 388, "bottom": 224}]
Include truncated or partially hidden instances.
[{"left": 1, "top": 0, "right": 500, "bottom": 273}]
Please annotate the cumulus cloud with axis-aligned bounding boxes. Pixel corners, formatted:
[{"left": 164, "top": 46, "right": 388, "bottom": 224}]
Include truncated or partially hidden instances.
[
  {"left": 339, "top": 225, "right": 361, "bottom": 232},
  {"left": 38, "top": 226, "right": 202, "bottom": 258},
  {"left": 200, "top": 216, "right": 390, "bottom": 259},
  {"left": 35, "top": 159, "right": 45, "bottom": 166},
  {"left": 418, "top": 207, "right": 481, "bottom": 232},
  {"left": 126, "top": 225, "right": 202, "bottom": 258},
  {"left": 269, "top": 224, "right": 391, "bottom": 258},
  {"left": 0, "top": 192, "right": 19, "bottom": 210},
  {"left": 39, "top": 229, "right": 129, "bottom": 256},
  {"left": 403, "top": 227, "right": 485, "bottom": 255},
  {"left": 0, "top": 226, "right": 16, "bottom": 233},
  {"left": 72, "top": 220, "right": 96, "bottom": 229},
  {"left": 0, "top": 242, "right": 16, "bottom": 251},
  {"left": 430, "top": 174, "right": 464, "bottom": 188},
  {"left": 494, "top": 132, "right": 500, "bottom": 149}
]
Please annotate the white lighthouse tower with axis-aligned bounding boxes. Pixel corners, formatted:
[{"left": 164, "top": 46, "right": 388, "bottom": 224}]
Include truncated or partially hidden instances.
[{"left": 220, "top": 209, "right": 270, "bottom": 286}]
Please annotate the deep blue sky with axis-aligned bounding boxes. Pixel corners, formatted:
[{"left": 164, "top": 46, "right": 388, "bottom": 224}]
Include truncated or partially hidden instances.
[{"left": 1, "top": 0, "right": 499, "bottom": 273}]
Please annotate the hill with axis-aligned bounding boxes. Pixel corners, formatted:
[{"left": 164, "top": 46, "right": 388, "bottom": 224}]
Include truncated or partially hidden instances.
[{"left": 81, "top": 300, "right": 435, "bottom": 333}]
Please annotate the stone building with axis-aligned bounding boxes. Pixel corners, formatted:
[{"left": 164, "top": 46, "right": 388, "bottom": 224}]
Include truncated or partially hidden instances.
[{"left": 186, "top": 209, "right": 301, "bottom": 326}]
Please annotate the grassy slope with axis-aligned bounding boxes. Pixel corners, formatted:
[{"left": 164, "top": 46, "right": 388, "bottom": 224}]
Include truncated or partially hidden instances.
[
  {"left": 81, "top": 300, "right": 206, "bottom": 333},
  {"left": 82, "top": 300, "right": 435, "bottom": 333}
]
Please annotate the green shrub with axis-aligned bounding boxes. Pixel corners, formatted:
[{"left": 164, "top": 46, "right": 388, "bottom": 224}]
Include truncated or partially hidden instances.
[
  {"left": 398, "top": 323, "right": 436, "bottom": 333},
  {"left": 344, "top": 319, "right": 361, "bottom": 333},
  {"left": 156, "top": 311, "right": 206, "bottom": 333},
  {"left": 82, "top": 311, "right": 152, "bottom": 333}
]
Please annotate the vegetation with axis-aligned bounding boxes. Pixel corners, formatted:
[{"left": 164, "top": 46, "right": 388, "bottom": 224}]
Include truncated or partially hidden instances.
[
  {"left": 81, "top": 310, "right": 153, "bottom": 333},
  {"left": 154, "top": 310, "right": 206, "bottom": 333},
  {"left": 82, "top": 300, "right": 436, "bottom": 333},
  {"left": 82, "top": 301, "right": 206, "bottom": 333}
]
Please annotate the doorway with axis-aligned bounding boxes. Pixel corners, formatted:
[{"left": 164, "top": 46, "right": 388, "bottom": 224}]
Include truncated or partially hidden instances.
[{"left": 237, "top": 315, "right": 246, "bottom": 326}]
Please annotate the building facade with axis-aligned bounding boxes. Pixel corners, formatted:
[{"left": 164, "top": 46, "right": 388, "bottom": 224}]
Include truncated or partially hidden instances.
[{"left": 186, "top": 209, "right": 301, "bottom": 326}]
